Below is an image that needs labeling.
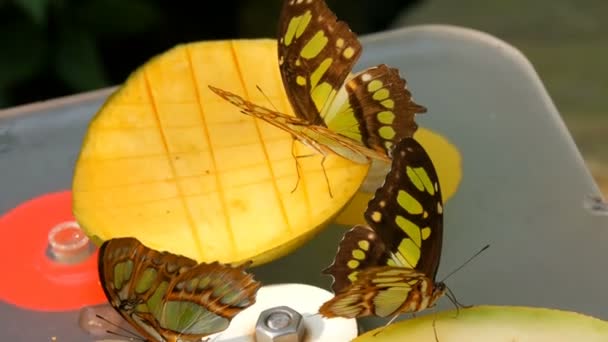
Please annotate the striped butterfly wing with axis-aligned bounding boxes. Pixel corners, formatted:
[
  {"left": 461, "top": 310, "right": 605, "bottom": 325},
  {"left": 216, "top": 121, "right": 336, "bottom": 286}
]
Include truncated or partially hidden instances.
[
  {"left": 322, "top": 225, "right": 390, "bottom": 293},
  {"left": 98, "top": 237, "right": 197, "bottom": 341},
  {"left": 320, "top": 266, "right": 437, "bottom": 318},
  {"left": 99, "top": 237, "right": 260, "bottom": 342},
  {"left": 334, "top": 64, "right": 427, "bottom": 155},
  {"left": 365, "top": 137, "right": 443, "bottom": 278},
  {"left": 211, "top": 0, "right": 426, "bottom": 164},
  {"left": 320, "top": 138, "right": 445, "bottom": 318},
  {"left": 278, "top": 0, "right": 362, "bottom": 125},
  {"left": 208, "top": 85, "right": 388, "bottom": 164},
  {"left": 159, "top": 262, "right": 261, "bottom": 341}
]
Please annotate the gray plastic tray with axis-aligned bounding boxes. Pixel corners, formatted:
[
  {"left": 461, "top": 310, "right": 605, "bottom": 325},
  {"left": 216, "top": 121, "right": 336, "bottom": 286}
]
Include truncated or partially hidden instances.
[{"left": 0, "top": 25, "right": 606, "bottom": 341}]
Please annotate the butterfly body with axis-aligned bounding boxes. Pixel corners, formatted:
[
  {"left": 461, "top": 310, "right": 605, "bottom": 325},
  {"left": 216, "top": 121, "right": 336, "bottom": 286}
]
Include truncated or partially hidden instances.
[
  {"left": 98, "top": 237, "right": 261, "bottom": 342},
  {"left": 320, "top": 138, "right": 445, "bottom": 319},
  {"left": 209, "top": 0, "right": 425, "bottom": 165}
]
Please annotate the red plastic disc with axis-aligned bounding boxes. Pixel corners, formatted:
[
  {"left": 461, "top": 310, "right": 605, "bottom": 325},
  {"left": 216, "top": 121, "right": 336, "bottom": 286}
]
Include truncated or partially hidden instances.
[{"left": 0, "top": 190, "right": 106, "bottom": 311}]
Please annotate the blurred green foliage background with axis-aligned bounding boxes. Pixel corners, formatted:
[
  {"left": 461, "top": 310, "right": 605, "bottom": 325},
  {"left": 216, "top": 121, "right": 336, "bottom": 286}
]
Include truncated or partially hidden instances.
[
  {"left": 0, "top": 0, "right": 416, "bottom": 109},
  {"left": 395, "top": 0, "right": 607, "bottom": 195},
  {"left": 0, "top": 0, "right": 605, "bottom": 193}
]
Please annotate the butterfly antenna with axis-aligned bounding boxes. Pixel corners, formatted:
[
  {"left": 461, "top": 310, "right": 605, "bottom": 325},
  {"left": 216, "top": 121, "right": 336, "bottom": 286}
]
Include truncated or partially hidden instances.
[
  {"left": 256, "top": 85, "right": 279, "bottom": 112},
  {"left": 95, "top": 314, "right": 143, "bottom": 340},
  {"left": 105, "top": 329, "right": 146, "bottom": 341},
  {"left": 304, "top": 312, "right": 321, "bottom": 318},
  {"left": 439, "top": 244, "right": 489, "bottom": 283}
]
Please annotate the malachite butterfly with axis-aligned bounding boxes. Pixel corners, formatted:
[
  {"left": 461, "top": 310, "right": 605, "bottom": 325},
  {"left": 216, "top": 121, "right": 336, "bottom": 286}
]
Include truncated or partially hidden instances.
[
  {"left": 98, "top": 237, "right": 261, "bottom": 342},
  {"left": 319, "top": 137, "right": 446, "bottom": 320},
  {"left": 208, "top": 0, "right": 426, "bottom": 166}
]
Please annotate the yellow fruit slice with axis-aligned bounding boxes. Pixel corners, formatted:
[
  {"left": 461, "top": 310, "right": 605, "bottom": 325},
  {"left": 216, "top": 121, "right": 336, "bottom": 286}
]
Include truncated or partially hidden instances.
[
  {"left": 355, "top": 305, "right": 608, "bottom": 341},
  {"left": 72, "top": 39, "right": 369, "bottom": 265}
]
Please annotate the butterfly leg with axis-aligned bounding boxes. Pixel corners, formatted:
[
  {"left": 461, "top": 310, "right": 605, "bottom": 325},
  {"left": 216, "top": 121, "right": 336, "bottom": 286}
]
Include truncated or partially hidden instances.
[
  {"left": 319, "top": 152, "right": 334, "bottom": 198},
  {"left": 446, "top": 286, "right": 472, "bottom": 315},
  {"left": 289, "top": 138, "right": 334, "bottom": 198},
  {"left": 290, "top": 137, "right": 316, "bottom": 194},
  {"left": 290, "top": 137, "right": 302, "bottom": 193},
  {"left": 372, "top": 313, "right": 401, "bottom": 337},
  {"left": 432, "top": 314, "right": 440, "bottom": 342}
]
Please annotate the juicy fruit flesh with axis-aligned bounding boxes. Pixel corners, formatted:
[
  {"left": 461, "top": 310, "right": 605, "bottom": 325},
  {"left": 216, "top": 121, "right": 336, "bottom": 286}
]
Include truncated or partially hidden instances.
[
  {"left": 72, "top": 39, "right": 369, "bottom": 265},
  {"left": 355, "top": 305, "right": 608, "bottom": 342}
]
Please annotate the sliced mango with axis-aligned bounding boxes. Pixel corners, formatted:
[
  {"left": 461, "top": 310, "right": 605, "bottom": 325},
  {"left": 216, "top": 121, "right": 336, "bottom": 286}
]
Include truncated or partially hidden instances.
[
  {"left": 72, "top": 39, "right": 369, "bottom": 265},
  {"left": 355, "top": 305, "right": 608, "bottom": 341}
]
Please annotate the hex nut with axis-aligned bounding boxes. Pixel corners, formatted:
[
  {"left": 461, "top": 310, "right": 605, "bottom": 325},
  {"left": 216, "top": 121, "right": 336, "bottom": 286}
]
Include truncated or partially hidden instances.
[{"left": 255, "top": 306, "right": 305, "bottom": 342}]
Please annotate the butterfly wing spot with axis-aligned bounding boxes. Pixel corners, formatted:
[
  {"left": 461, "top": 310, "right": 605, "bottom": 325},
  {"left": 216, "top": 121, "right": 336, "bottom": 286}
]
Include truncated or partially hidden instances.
[
  {"left": 377, "top": 111, "right": 395, "bottom": 124},
  {"left": 301, "top": 30, "right": 329, "bottom": 59},
  {"left": 310, "top": 58, "right": 333, "bottom": 89},
  {"left": 361, "top": 73, "right": 372, "bottom": 82},
  {"left": 373, "top": 89, "right": 390, "bottom": 101},
  {"left": 336, "top": 38, "right": 345, "bottom": 48},
  {"left": 113, "top": 260, "right": 134, "bottom": 290},
  {"left": 397, "top": 190, "right": 423, "bottom": 215},
  {"left": 343, "top": 47, "right": 356, "bottom": 59},
  {"left": 347, "top": 260, "right": 359, "bottom": 269},
  {"left": 296, "top": 76, "right": 307, "bottom": 86},
  {"left": 367, "top": 80, "right": 383, "bottom": 92},
  {"left": 370, "top": 211, "right": 382, "bottom": 222},
  {"left": 397, "top": 239, "right": 421, "bottom": 267},
  {"left": 378, "top": 126, "right": 396, "bottom": 139},
  {"left": 380, "top": 99, "right": 394, "bottom": 109},
  {"left": 357, "top": 240, "right": 370, "bottom": 251},
  {"left": 284, "top": 11, "right": 312, "bottom": 46},
  {"left": 421, "top": 227, "right": 431, "bottom": 240},
  {"left": 395, "top": 215, "right": 422, "bottom": 247},
  {"left": 311, "top": 83, "right": 336, "bottom": 114},
  {"left": 134, "top": 268, "right": 158, "bottom": 294},
  {"left": 410, "top": 167, "right": 435, "bottom": 196},
  {"left": 351, "top": 249, "right": 365, "bottom": 260},
  {"left": 406, "top": 166, "right": 425, "bottom": 192},
  {"left": 437, "top": 202, "right": 443, "bottom": 214}
]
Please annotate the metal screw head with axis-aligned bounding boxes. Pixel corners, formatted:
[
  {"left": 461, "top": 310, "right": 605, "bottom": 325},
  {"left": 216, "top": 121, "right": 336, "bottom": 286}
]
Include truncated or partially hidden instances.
[{"left": 255, "top": 306, "right": 305, "bottom": 342}]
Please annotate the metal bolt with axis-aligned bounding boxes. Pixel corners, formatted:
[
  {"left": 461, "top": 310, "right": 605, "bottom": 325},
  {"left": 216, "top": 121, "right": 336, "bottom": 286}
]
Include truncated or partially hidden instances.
[{"left": 255, "top": 306, "right": 305, "bottom": 342}]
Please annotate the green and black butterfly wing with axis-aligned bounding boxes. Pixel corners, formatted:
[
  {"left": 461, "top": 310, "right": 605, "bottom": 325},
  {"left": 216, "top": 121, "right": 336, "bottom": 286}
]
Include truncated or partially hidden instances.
[
  {"left": 320, "top": 138, "right": 444, "bottom": 318},
  {"left": 159, "top": 261, "right": 261, "bottom": 341},
  {"left": 364, "top": 137, "right": 443, "bottom": 277},
  {"left": 338, "top": 64, "right": 428, "bottom": 155},
  {"left": 278, "top": 0, "right": 362, "bottom": 125},
  {"left": 208, "top": 85, "right": 389, "bottom": 164},
  {"left": 210, "top": 0, "right": 425, "bottom": 165},
  {"left": 99, "top": 237, "right": 261, "bottom": 342},
  {"left": 320, "top": 265, "right": 436, "bottom": 318},
  {"left": 322, "top": 224, "right": 390, "bottom": 293}
]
